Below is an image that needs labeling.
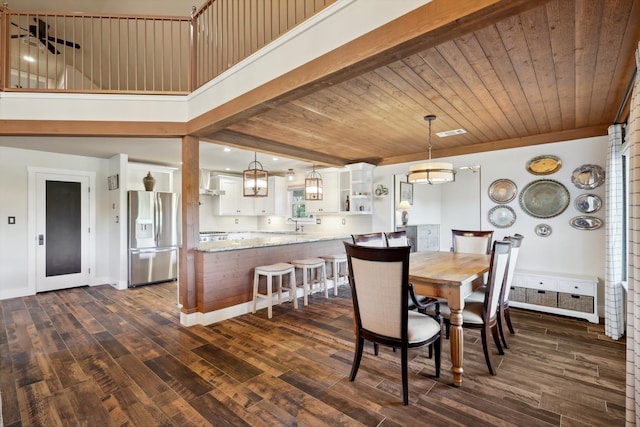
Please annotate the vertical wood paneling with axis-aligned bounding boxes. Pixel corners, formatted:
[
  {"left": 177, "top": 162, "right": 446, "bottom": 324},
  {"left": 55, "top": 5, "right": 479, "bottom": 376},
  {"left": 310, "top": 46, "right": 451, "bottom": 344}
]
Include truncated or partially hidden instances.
[
  {"left": 574, "top": 0, "right": 602, "bottom": 128},
  {"left": 588, "top": 0, "right": 635, "bottom": 124},
  {"left": 546, "top": 0, "right": 576, "bottom": 130}
]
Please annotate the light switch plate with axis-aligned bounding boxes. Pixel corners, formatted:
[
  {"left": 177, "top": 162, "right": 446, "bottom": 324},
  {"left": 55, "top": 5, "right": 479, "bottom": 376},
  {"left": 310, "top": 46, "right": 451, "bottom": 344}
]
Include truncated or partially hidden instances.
[{"left": 8, "top": 216, "right": 15, "bottom": 224}]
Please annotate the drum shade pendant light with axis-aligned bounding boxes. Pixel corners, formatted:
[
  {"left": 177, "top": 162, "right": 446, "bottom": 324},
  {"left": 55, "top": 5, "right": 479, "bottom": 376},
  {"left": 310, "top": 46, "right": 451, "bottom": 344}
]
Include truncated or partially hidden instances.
[
  {"left": 243, "top": 152, "right": 268, "bottom": 197},
  {"left": 305, "top": 164, "right": 323, "bottom": 200},
  {"left": 407, "top": 115, "right": 456, "bottom": 184}
]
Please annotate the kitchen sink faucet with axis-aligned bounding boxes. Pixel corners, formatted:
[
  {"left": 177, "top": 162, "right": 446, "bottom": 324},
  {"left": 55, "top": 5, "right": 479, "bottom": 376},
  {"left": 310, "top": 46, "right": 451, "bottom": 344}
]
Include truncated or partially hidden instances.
[{"left": 287, "top": 217, "right": 303, "bottom": 233}]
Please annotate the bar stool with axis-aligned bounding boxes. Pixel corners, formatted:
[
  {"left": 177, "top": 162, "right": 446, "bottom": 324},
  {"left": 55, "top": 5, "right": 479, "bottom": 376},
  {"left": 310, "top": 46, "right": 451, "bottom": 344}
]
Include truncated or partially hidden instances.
[
  {"left": 321, "top": 254, "right": 348, "bottom": 296},
  {"left": 291, "top": 258, "right": 328, "bottom": 306},
  {"left": 252, "top": 262, "right": 297, "bottom": 319}
]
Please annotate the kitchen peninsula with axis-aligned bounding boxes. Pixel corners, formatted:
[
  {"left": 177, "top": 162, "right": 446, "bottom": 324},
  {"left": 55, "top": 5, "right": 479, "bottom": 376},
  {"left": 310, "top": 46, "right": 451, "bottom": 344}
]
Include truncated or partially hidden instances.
[{"left": 194, "top": 233, "right": 350, "bottom": 323}]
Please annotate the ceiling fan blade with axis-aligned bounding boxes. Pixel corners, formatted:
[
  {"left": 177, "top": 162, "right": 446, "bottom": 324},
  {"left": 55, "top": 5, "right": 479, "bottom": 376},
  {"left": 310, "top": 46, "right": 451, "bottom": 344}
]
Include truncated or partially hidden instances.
[
  {"left": 47, "top": 35, "right": 81, "bottom": 50},
  {"left": 45, "top": 40, "right": 60, "bottom": 55},
  {"left": 11, "top": 21, "right": 29, "bottom": 31}
]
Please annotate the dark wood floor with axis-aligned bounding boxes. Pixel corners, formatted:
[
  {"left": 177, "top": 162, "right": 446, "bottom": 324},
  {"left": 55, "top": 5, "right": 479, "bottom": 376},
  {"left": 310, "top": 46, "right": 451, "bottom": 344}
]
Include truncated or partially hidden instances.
[{"left": 0, "top": 281, "right": 625, "bottom": 426}]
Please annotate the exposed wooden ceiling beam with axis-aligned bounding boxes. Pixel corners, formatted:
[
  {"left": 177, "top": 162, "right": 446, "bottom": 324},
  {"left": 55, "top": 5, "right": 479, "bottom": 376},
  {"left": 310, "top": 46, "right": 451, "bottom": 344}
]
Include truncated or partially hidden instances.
[
  {"left": 187, "top": 0, "right": 546, "bottom": 137},
  {"left": 205, "top": 130, "right": 350, "bottom": 167},
  {"left": 377, "top": 125, "right": 608, "bottom": 166}
]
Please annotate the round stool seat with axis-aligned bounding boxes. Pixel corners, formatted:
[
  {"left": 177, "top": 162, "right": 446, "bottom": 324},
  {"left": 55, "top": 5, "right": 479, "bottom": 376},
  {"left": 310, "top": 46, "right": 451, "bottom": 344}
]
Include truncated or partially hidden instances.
[
  {"left": 291, "top": 258, "right": 327, "bottom": 305},
  {"left": 291, "top": 257, "right": 325, "bottom": 266},
  {"left": 321, "top": 254, "right": 348, "bottom": 296},
  {"left": 322, "top": 253, "right": 346, "bottom": 261},
  {"left": 256, "top": 262, "right": 297, "bottom": 273},
  {"left": 252, "top": 262, "right": 297, "bottom": 319}
]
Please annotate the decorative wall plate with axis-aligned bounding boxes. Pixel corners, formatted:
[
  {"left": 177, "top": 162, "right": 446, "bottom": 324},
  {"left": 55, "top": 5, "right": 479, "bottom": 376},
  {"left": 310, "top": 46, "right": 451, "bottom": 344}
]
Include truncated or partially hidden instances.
[
  {"left": 519, "top": 179, "right": 570, "bottom": 219},
  {"left": 488, "top": 205, "right": 516, "bottom": 228},
  {"left": 574, "top": 194, "right": 602, "bottom": 213},
  {"left": 570, "top": 216, "right": 603, "bottom": 230},
  {"left": 526, "top": 155, "right": 562, "bottom": 175},
  {"left": 571, "top": 164, "right": 605, "bottom": 189},
  {"left": 488, "top": 179, "right": 517, "bottom": 203},
  {"left": 535, "top": 224, "right": 552, "bottom": 237}
]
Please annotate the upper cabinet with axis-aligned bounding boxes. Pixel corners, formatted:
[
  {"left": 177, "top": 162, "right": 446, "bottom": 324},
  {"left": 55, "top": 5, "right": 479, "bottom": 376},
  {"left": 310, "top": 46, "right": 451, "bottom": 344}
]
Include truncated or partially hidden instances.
[
  {"left": 254, "top": 176, "right": 287, "bottom": 216},
  {"left": 211, "top": 175, "right": 287, "bottom": 216},
  {"left": 212, "top": 175, "right": 254, "bottom": 215},
  {"left": 306, "top": 170, "right": 340, "bottom": 214},
  {"left": 340, "top": 163, "right": 374, "bottom": 214}
]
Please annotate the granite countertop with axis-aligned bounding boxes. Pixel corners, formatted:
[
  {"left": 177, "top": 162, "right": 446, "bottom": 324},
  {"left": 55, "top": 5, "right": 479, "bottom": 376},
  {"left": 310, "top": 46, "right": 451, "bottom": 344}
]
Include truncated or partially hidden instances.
[{"left": 197, "top": 233, "right": 351, "bottom": 252}]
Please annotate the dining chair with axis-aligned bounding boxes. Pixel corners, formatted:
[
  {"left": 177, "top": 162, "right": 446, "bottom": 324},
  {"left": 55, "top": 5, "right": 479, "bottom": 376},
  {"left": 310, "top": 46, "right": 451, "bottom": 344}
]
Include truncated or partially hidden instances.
[
  {"left": 467, "top": 234, "right": 524, "bottom": 348},
  {"left": 384, "top": 230, "right": 437, "bottom": 313},
  {"left": 354, "top": 230, "right": 438, "bottom": 357},
  {"left": 451, "top": 229, "right": 494, "bottom": 254},
  {"left": 351, "top": 232, "right": 386, "bottom": 247},
  {"left": 428, "top": 239, "right": 511, "bottom": 375},
  {"left": 343, "top": 242, "right": 441, "bottom": 405},
  {"left": 384, "top": 231, "right": 409, "bottom": 247}
]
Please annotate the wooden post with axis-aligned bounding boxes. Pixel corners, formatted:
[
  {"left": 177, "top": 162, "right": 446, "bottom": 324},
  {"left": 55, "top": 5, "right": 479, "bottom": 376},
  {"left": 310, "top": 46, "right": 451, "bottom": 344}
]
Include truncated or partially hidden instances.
[{"left": 180, "top": 135, "right": 199, "bottom": 316}]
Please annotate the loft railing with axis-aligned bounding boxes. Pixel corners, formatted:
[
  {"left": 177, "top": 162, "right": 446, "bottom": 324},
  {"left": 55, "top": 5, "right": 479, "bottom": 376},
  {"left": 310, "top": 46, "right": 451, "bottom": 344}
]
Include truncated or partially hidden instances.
[{"left": 0, "top": 0, "right": 335, "bottom": 94}]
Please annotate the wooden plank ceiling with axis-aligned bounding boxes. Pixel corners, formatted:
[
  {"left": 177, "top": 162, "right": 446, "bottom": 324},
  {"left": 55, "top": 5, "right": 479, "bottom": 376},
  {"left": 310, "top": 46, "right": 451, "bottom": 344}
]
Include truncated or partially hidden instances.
[{"left": 204, "top": 0, "right": 640, "bottom": 167}]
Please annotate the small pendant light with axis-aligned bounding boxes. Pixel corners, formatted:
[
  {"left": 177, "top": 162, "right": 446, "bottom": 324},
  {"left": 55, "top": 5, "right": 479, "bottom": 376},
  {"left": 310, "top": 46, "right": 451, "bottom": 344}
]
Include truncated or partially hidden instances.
[
  {"left": 243, "top": 152, "right": 269, "bottom": 197},
  {"left": 305, "top": 164, "right": 323, "bottom": 200}
]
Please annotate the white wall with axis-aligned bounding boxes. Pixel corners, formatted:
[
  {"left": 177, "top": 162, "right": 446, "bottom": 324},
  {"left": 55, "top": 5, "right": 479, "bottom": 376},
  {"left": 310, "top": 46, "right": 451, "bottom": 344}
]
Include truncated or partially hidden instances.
[
  {"left": 374, "top": 135, "right": 608, "bottom": 313},
  {"left": 0, "top": 146, "right": 112, "bottom": 299}
]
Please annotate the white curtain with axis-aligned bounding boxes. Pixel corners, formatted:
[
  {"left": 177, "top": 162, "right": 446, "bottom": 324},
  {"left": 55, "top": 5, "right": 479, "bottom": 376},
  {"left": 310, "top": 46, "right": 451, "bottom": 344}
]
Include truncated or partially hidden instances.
[
  {"left": 606, "top": 124, "right": 625, "bottom": 339},
  {"left": 626, "top": 42, "right": 640, "bottom": 426}
]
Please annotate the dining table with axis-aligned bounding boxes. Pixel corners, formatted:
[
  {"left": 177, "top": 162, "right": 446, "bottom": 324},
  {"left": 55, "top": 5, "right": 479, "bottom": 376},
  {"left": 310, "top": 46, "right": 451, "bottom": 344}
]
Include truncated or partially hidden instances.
[{"left": 409, "top": 250, "right": 491, "bottom": 387}]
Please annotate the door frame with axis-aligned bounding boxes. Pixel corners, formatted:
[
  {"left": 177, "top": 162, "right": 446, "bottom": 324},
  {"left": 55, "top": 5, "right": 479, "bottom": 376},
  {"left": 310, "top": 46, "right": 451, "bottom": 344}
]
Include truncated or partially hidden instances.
[{"left": 27, "top": 167, "right": 96, "bottom": 294}]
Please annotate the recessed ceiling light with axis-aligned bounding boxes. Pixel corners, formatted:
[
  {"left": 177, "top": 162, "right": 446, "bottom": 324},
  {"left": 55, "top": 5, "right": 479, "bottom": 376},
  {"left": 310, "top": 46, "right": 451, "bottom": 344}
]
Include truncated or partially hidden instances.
[
  {"left": 436, "top": 128, "right": 467, "bottom": 137},
  {"left": 23, "top": 55, "right": 36, "bottom": 63},
  {"left": 223, "top": 147, "right": 231, "bottom": 152},
  {"left": 225, "top": 167, "right": 230, "bottom": 171},
  {"left": 272, "top": 157, "right": 279, "bottom": 161}
]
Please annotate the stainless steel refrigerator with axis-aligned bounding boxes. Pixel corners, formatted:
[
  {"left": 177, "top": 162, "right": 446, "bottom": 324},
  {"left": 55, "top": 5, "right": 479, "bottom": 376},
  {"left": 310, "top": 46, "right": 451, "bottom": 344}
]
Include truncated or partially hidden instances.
[{"left": 128, "top": 191, "right": 180, "bottom": 287}]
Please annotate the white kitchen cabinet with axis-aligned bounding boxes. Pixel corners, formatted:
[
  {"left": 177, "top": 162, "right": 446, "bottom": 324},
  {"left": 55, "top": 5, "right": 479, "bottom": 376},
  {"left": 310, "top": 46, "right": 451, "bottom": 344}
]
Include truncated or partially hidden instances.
[
  {"left": 306, "top": 170, "right": 339, "bottom": 214},
  {"left": 509, "top": 270, "right": 599, "bottom": 323},
  {"left": 212, "top": 175, "right": 254, "bottom": 215},
  {"left": 254, "top": 176, "right": 287, "bottom": 215}
]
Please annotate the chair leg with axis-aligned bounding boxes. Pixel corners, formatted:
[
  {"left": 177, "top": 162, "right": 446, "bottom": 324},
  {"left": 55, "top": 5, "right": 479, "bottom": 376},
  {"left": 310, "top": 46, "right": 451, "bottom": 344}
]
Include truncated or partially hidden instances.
[
  {"left": 480, "top": 326, "right": 495, "bottom": 375},
  {"left": 497, "top": 310, "right": 509, "bottom": 349},
  {"left": 445, "top": 319, "right": 451, "bottom": 339},
  {"left": 349, "top": 336, "right": 365, "bottom": 381},
  {"left": 491, "top": 323, "right": 504, "bottom": 355},
  {"left": 427, "top": 344, "right": 433, "bottom": 359},
  {"left": 373, "top": 343, "right": 379, "bottom": 356},
  {"left": 401, "top": 346, "right": 409, "bottom": 405},
  {"left": 434, "top": 337, "right": 441, "bottom": 378},
  {"left": 504, "top": 306, "right": 515, "bottom": 334}
]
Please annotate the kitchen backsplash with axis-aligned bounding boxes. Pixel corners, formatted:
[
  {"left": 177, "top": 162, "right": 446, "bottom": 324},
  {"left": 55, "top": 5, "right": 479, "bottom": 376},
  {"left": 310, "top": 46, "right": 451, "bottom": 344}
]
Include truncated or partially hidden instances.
[{"left": 199, "top": 196, "right": 371, "bottom": 233}]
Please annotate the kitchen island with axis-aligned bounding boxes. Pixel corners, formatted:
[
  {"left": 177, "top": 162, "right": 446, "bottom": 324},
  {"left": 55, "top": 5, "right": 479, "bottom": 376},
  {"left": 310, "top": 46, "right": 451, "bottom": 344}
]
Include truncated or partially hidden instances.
[{"left": 190, "top": 233, "right": 350, "bottom": 325}]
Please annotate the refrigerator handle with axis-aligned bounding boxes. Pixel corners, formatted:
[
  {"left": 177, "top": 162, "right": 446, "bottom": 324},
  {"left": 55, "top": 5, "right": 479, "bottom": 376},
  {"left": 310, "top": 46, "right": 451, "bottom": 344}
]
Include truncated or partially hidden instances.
[{"left": 155, "top": 193, "right": 163, "bottom": 243}]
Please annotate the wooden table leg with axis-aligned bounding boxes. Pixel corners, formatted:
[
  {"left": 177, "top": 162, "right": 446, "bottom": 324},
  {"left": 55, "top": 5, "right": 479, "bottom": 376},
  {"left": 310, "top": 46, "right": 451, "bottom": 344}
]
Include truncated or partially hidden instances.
[{"left": 449, "top": 308, "right": 464, "bottom": 386}]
